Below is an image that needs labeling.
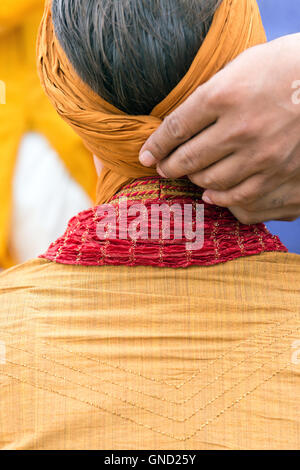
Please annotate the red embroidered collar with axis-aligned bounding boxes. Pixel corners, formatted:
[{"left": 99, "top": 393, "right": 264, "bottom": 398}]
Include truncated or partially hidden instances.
[{"left": 40, "top": 177, "right": 287, "bottom": 268}]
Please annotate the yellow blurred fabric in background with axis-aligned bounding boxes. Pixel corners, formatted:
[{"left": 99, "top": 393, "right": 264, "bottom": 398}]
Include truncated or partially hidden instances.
[{"left": 0, "top": 0, "right": 97, "bottom": 268}]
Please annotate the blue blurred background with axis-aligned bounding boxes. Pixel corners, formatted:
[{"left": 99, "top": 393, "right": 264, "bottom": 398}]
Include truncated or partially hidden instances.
[{"left": 257, "top": 0, "right": 300, "bottom": 253}]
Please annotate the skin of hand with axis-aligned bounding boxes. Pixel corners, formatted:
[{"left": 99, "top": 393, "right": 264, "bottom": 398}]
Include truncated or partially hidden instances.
[{"left": 139, "top": 34, "right": 300, "bottom": 224}]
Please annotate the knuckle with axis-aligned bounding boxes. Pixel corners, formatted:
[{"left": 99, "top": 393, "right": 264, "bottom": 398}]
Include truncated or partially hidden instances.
[
  {"left": 208, "top": 82, "right": 231, "bottom": 108},
  {"left": 228, "top": 119, "right": 259, "bottom": 143},
  {"left": 225, "top": 118, "right": 261, "bottom": 146},
  {"left": 242, "top": 119, "right": 262, "bottom": 139},
  {"left": 251, "top": 153, "right": 267, "bottom": 170},
  {"left": 201, "top": 173, "right": 228, "bottom": 190},
  {"left": 201, "top": 174, "right": 215, "bottom": 188},
  {"left": 164, "top": 112, "right": 188, "bottom": 142},
  {"left": 177, "top": 144, "right": 198, "bottom": 174},
  {"left": 146, "top": 136, "right": 166, "bottom": 159},
  {"left": 232, "top": 189, "right": 249, "bottom": 205},
  {"left": 231, "top": 120, "right": 251, "bottom": 140},
  {"left": 231, "top": 177, "right": 267, "bottom": 207},
  {"left": 256, "top": 147, "right": 284, "bottom": 169},
  {"left": 244, "top": 190, "right": 261, "bottom": 205},
  {"left": 264, "top": 151, "right": 281, "bottom": 167},
  {"left": 190, "top": 172, "right": 212, "bottom": 188},
  {"left": 188, "top": 173, "right": 200, "bottom": 185}
]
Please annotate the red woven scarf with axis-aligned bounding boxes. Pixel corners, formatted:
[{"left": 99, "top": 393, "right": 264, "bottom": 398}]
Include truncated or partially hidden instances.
[{"left": 41, "top": 177, "right": 287, "bottom": 268}]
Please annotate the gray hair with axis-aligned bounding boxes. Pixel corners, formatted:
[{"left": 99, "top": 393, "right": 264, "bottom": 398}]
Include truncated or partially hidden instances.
[{"left": 52, "top": 0, "right": 220, "bottom": 115}]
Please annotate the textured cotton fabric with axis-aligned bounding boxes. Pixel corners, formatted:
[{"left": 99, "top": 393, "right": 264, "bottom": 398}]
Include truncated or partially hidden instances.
[
  {"left": 0, "top": 252, "right": 299, "bottom": 450},
  {"left": 0, "top": 0, "right": 299, "bottom": 450}
]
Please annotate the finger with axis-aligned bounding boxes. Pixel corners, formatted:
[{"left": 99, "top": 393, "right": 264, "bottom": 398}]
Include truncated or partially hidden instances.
[
  {"left": 229, "top": 204, "right": 300, "bottom": 225},
  {"left": 139, "top": 80, "right": 218, "bottom": 167},
  {"left": 244, "top": 191, "right": 289, "bottom": 213},
  {"left": 202, "top": 174, "right": 270, "bottom": 207},
  {"left": 276, "top": 217, "right": 299, "bottom": 222},
  {"left": 229, "top": 178, "right": 295, "bottom": 213},
  {"left": 244, "top": 175, "right": 300, "bottom": 213},
  {"left": 155, "top": 122, "right": 233, "bottom": 179},
  {"left": 188, "top": 151, "right": 261, "bottom": 191}
]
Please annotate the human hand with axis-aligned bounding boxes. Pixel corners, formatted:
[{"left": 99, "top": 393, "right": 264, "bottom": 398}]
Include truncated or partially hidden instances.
[{"left": 139, "top": 34, "right": 300, "bottom": 224}]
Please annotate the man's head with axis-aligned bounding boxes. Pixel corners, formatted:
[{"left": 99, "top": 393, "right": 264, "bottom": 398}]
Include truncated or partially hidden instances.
[{"left": 52, "top": 0, "right": 220, "bottom": 115}]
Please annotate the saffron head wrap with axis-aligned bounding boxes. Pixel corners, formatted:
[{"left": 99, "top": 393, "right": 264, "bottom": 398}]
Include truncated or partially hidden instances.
[{"left": 37, "top": 0, "right": 266, "bottom": 204}]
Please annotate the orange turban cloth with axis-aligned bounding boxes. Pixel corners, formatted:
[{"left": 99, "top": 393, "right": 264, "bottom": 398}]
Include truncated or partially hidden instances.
[{"left": 37, "top": 0, "right": 266, "bottom": 204}]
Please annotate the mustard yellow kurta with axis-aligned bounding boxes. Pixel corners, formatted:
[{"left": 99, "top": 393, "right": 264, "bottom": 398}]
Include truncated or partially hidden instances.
[
  {"left": 0, "top": 251, "right": 299, "bottom": 450},
  {"left": 0, "top": 1, "right": 97, "bottom": 268}
]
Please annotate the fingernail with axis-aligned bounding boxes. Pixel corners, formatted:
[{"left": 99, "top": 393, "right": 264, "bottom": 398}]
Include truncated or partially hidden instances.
[
  {"left": 139, "top": 150, "right": 156, "bottom": 167},
  {"left": 157, "top": 166, "right": 168, "bottom": 178},
  {"left": 202, "top": 193, "right": 213, "bottom": 205}
]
